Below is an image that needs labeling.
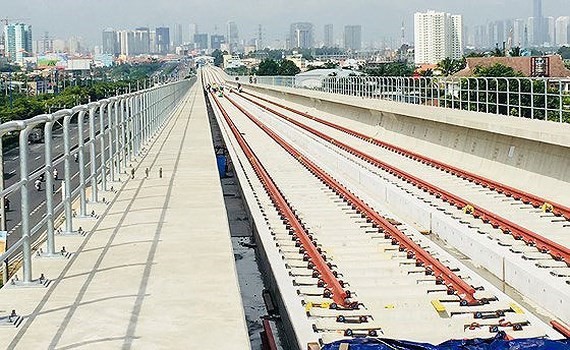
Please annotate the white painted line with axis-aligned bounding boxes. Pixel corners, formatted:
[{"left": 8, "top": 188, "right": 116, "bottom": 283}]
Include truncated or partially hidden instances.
[{"left": 35, "top": 156, "right": 42, "bottom": 160}]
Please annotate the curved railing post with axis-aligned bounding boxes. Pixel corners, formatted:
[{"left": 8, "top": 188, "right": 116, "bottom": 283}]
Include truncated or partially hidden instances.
[
  {"left": 77, "top": 109, "right": 88, "bottom": 217},
  {"left": 17, "top": 121, "right": 32, "bottom": 282},
  {"left": 113, "top": 97, "right": 121, "bottom": 177},
  {"left": 107, "top": 100, "right": 116, "bottom": 183},
  {"left": 87, "top": 102, "right": 100, "bottom": 202},
  {"left": 43, "top": 116, "right": 56, "bottom": 255},
  {"left": 99, "top": 101, "right": 109, "bottom": 191},
  {"left": 62, "top": 108, "right": 78, "bottom": 234},
  {"left": 120, "top": 98, "right": 128, "bottom": 171}
]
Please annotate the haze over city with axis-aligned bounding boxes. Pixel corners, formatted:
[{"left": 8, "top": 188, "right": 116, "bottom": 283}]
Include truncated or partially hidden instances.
[{"left": 4, "top": 0, "right": 569, "bottom": 46}]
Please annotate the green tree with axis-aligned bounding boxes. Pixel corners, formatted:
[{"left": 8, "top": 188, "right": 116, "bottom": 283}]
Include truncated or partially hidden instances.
[
  {"left": 362, "top": 62, "right": 414, "bottom": 77},
  {"left": 278, "top": 59, "right": 301, "bottom": 76},
  {"left": 212, "top": 49, "right": 224, "bottom": 67},
  {"left": 465, "top": 51, "right": 486, "bottom": 58},
  {"left": 437, "top": 57, "right": 466, "bottom": 76},
  {"left": 558, "top": 46, "right": 570, "bottom": 60},
  {"left": 509, "top": 46, "right": 522, "bottom": 57},
  {"left": 256, "top": 59, "right": 280, "bottom": 76},
  {"left": 473, "top": 63, "right": 524, "bottom": 77}
]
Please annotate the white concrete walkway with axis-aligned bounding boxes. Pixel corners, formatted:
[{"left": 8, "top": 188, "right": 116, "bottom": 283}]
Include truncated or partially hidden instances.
[{"left": 0, "top": 82, "right": 250, "bottom": 349}]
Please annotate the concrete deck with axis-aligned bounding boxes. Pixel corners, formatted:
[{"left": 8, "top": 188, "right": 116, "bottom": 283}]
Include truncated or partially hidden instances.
[{"left": 0, "top": 83, "right": 250, "bottom": 349}]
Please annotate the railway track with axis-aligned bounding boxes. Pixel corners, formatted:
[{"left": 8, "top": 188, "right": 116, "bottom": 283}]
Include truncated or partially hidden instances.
[
  {"left": 210, "top": 73, "right": 570, "bottom": 326},
  {"left": 203, "top": 70, "right": 565, "bottom": 345},
  {"left": 237, "top": 90, "right": 570, "bottom": 263}
]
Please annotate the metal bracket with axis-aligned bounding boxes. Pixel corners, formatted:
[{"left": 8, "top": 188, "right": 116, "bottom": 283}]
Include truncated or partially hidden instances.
[
  {"left": 0, "top": 310, "right": 23, "bottom": 328},
  {"left": 6, "top": 274, "right": 51, "bottom": 289}
]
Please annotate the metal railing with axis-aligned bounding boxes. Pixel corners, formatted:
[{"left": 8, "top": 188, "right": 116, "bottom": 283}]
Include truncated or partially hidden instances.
[
  {"left": 231, "top": 75, "right": 570, "bottom": 123},
  {"left": 0, "top": 78, "right": 193, "bottom": 285}
]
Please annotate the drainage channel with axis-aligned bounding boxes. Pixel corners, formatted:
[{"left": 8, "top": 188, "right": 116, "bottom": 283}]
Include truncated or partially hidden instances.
[{"left": 206, "top": 90, "right": 285, "bottom": 349}]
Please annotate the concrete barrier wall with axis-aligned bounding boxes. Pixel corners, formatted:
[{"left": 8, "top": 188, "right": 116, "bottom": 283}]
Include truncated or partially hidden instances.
[{"left": 241, "top": 83, "right": 570, "bottom": 207}]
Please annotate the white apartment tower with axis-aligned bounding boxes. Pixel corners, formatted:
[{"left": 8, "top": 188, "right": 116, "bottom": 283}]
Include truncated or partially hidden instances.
[
  {"left": 555, "top": 16, "right": 570, "bottom": 46},
  {"left": 414, "top": 10, "right": 463, "bottom": 65}
]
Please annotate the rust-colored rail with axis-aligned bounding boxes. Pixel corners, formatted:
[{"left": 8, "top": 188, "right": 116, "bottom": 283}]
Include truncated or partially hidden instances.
[
  {"left": 261, "top": 319, "right": 279, "bottom": 350},
  {"left": 223, "top": 93, "right": 481, "bottom": 306},
  {"left": 551, "top": 320, "right": 570, "bottom": 338},
  {"left": 209, "top": 91, "right": 350, "bottom": 307},
  {"left": 243, "top": 90, "right": 570, "bottom": 222},
  {"left": 236, "top": 91, "right": 570, "bottom": 266}
]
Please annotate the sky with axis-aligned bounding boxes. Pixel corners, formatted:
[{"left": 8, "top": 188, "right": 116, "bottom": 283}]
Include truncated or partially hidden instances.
[{"left": 3, "top": 0, "right": 569, "bottom": 47}]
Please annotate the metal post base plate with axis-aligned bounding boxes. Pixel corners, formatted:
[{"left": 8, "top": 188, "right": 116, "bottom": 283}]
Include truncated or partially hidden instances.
[
  {"left": 37, "top": 250, "right": 73, "bottom": 260},
  {"left": 0, "top": 313, "right": 23, "bottom": 328},
  {"left": 56, "top": 229, "right": 87, "bottom": 237},
  {"left": 7, "top": 277, "right": 51, "bottom": 289}
]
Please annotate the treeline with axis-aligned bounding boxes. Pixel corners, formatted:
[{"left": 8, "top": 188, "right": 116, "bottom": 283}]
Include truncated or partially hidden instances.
[{"left": 0, "top": 62, "right": 164, "bottom": 123}]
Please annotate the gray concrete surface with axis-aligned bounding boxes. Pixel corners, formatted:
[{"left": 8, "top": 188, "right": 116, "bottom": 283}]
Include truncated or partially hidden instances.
[{"left": 0, "top": 83, "right": 250, "bottom": 349}]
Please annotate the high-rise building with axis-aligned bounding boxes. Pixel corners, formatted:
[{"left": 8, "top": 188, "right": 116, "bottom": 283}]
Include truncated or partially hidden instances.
[
  {"left": 149, "top": 30, "right": 157, "bottom": 53},
  {"left": 102, "top": 28, "right": 119, "bottom": 56},
  {"left": 134, "top": 27, "right": 150, "bottom": 55},
  {"left": 324, "top": 24, "right": 334, "bottom": 47},
  {"left": 486, "top": 21, "right": 509, "bottom": 49},
  {"left": 555, "top": 16, "right": 570, "bottom": 46},
  {"left": 512, "top": 19, "right": 527, "bottom": 47},
  {"left": 527, "top": 17, "right": 535, "bottom": 45},
  {"left": 189, "top": 23, "right": 198, "bottom": 44},
  {"left": 226, "top": 21, "right": 239, "bottom": 53},
  {"left": 210, "top": 35, "right": 225, "bottom": 50},
  {"left": 546, "top": 16, "right": 555, "bottom": 45},
  {"left": 473, "top": 25, "right": 488, "bottom": 48},
  {"left": 414, "top": 10, "right": 463, "bottom": 65},
  {"left": 68, "top": 36, "right": 82, "bottom": 54},
  {"left": 173, "top": 23, "right": 183, "bottom": 47},
  {"left": 4, "top": 23, "right": 32, "bottom": 63},
  {"left": 156, "top": 27, "right": 170, "bottom": 54},
  {"left": 256, "top": 24, "right": 263, "bottom": 50},
  {"left": 532, "top": 0, "right": 546, "bottom": 45},
  {"left": 117, "top": 30, "right": 134, "bottom": 56},
  {"left": 193, "top": 33, "right": 208, "bottom": 50},
  {"left": 344, "top": 25, "right": 362, "bottom": 50},
  {"left": 290, "top": 22, "right": 314, "bottom": 49}
]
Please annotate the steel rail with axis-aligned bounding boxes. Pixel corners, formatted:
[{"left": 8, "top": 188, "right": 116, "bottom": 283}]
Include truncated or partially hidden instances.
[
  {"left": 237, "top": 91, "right": 570, "bottom": 265},
  {"left": 209, "top": 91, "right": 350, "bottom": 307},
  {"left": 222, "top": 92, "right": 480, "bottom": 306},
  {"left": 242, "top": 90, "right": 570, "bottom": 221}
]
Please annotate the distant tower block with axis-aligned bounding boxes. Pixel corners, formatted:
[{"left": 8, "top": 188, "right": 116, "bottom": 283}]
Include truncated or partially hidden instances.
[
  {"left": 401, "top": 19, "right": 405, "bottom": 46},
  {"left": 257, "top": 24, "right": 263, "bottom": 50}
]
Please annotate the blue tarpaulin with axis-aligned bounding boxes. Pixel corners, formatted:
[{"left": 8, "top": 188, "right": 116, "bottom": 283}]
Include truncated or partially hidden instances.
[
  {"left": 216, "top": 155, "right": 227, "bottom": 178},
  {"left": 321, "top": 332, "right": 570, "bottom": 350}
]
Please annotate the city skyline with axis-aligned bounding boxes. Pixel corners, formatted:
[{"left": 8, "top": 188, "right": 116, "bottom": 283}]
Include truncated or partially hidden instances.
[{"left": 3, "top": 0, "right": 569, "bottom": 48}]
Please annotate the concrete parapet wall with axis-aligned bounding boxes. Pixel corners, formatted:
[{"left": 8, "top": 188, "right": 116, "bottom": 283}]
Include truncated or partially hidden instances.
[{"left": 241, "top": 83, "right": 570, "bottom": 207}]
